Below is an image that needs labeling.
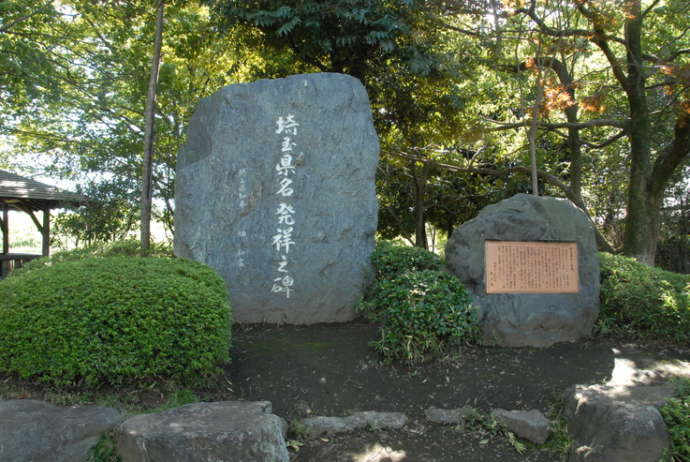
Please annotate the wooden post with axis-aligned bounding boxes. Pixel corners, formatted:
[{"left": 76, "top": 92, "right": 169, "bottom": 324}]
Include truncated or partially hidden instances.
[
  {"left": 2, "top": 203, "right": 8, "bottom": 255},
  {"left": 1, "top": 203, "right": 7, "bottom": 277},
  {"left": 42, "top": 207, "right": 50, "bottom": 257}
]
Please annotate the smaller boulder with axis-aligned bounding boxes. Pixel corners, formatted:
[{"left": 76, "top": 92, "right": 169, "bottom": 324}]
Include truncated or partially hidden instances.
[
  {"left": 299, "top": 411, "right": 407, "bottom": 438},
  {"left": 424, "top": 406, "right": 476, "bottom": 425},
  {"left": 116, "top": 401, "right": 288, "bottom": 462},
  {"left": 565, "top": 384, "right": 672, "bottom": 462},
  {"left": 491, "top": 409, "right": 551, "bottom": 444},
  {"left": 0, "top": 399, "right": 122, "bottom": 462}
]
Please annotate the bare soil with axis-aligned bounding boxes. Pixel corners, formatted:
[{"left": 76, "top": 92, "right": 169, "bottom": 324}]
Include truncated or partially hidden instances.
[{"left": 224, "top": 322, "right": 688, "bottom": 462}]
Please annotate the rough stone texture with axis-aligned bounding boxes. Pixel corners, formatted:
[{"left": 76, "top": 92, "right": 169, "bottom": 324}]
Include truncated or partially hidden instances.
[
  {"left": 0, "top": 399, "right": 122, "bottom": 462},
  {"left": 174, "top": 73, "right": 379, "bottom": 324},
  {"left": 445, "top": 193, "right": 600, "bottom": 347},
  {"left": 116, "top": 401, "right": 288, "bottom": 462},
  {"left": 424, "top": 406, "right": 476, "bottom": 425},
  {"left": 491, "top": 408, "right": 551, "bottom": 445},
  {"left": 565, "top": 384, "right": 673, "bottom": 462},
  {"left": 300, "top": 411, "right": 408, "bottom": 438}
]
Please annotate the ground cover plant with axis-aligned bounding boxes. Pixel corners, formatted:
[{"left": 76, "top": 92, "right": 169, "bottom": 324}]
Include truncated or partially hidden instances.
[
  {"left": 0, "top": 256, "right": 230, "bottom": 387},
  {"left": 598, "top": 252, "right": 690, "bottom": 345},
  {"left": 362, "top": 269, "right": 480, "bottom": 362},
  {"left": 660, "top": 379, "right": 690, "bottom": 461}
]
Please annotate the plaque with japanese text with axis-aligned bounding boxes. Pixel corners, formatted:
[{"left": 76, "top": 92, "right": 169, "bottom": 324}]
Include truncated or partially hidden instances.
[{"left": 485, "top": 241, "right": 579, "bottom": 294}]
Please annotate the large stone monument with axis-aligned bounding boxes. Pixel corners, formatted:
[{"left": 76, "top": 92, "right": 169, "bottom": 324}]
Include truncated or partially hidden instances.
[
  {"left": 445, "top": 194, "right": 599, "bottom": 347},
  {"left": 175, "top": 73, "right": 379, "bottom": 324}
]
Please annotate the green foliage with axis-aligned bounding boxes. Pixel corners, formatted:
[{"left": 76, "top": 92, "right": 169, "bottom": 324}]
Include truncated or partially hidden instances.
[
  {"left": 542, "top": 396, "right": 573, "bottom": 458},
  {"left": 598, "top": 252, "right": 690, "bottom": 345},
  {"left": 0, "top": 257, "right": 230, "bottom": 387},
  {"left": 14, "top": 239, "right": 173, "bottom": 276},
  {"left": 208, "top": 0, "right": 431, "bottom": 78},
  {"left": 463, "top": 411, "right": 527, "bottom": 455},
  {"left": 148, "top": 388, "right": 199, "bottom": 413},
  {"left": 660, "top": 379, "right": 690, "bottom": 461},
  {"left": 370, "top": 240, "right": 443, "bottom": 282},
  {"left": 88, "top": 431, "right": 121, "bottom": 462},
  {"left": 362, "top": 269, "right": 479, "bottom": 362},
  {"left": 3, "top": 2, "right": 246, "bottom": 241}
]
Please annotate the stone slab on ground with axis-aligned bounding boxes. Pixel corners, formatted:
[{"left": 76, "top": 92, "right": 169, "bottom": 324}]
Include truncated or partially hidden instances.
[
  {"left": 0, "top": 399, "right": 121, "bottom": 462},
  {"left": 565, "top": 383, "right": 674, "bottom": 462},
  {"left": 300, "top": 411, "right": 408, "bottom": 438},
  {"left": 424, "top": 406, "right": 476, "bottom": 425},
  {"left": 116, "top": 401, "right": 289, "bottom": 462},
  {"left": 491, "top": 408, "right": 551, "bottom": 444},
  {"left": 445, "top": 194, "right": 599, "bottom": 347},
  {"left": 175, "top": 72, "right": 379, "bottom": 324}
]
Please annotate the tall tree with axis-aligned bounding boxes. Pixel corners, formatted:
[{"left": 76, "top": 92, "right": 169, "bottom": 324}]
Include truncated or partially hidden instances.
[
  {"left": 3, "top": 1, "right": 249, "bottom": 242},
  {"left": 141, "top": 0, "right": 165, "bottom": 251},
  {"left": 436, "top": 0, "right": 689, "bottom": 263},
  {"left": 514, "top": 0, "right": 690, "bottom": 264}
]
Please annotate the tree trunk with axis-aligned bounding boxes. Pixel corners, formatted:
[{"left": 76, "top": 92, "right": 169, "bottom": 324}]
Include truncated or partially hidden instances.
[
  {"left": 411, "top": 163, "right": 429, "bottom": 250},
  {"left": 621, "top": 0, "right": 655, "bottom": 264},
  {"left": 140, "top": 0, "right": 164, "bottom": 252},
  {"left": 527, "top": 76, "right": 543, "bottom": 195},
  {"left": 2, "top": 203, "right": 8, "bottom": 254}
]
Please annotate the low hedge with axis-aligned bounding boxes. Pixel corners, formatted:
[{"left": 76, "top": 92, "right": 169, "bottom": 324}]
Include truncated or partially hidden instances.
[
  {"left": 361, "top": 269, "right": 479, "bottom": 363},
  {"left": 0, "top": 256, "right": 230, "bottom": 387},
  {"left": 599, "top": 252, "right": 689, "bottom": 345},
  {"left": 14, "top": 239, "right": 173, "bottom": 275}
]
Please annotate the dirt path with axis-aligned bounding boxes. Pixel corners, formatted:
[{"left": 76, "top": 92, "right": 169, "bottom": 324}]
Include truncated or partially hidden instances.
[{"left": 226, "top": 322, "right": 689, "bottom": 461}]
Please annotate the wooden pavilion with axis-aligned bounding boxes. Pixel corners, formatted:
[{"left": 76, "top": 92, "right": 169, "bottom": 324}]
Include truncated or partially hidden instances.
[{"left": 0, "top": 170, "right": 87, "bottom": 277}]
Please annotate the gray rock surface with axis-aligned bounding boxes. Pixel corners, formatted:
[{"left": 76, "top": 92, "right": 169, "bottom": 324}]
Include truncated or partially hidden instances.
[
  {"left": 424, "top": 406, "right": 476, "bottom": 425},
  {"left": 491, "top": 408, "right": 551, "bottom": 444},
  {"left": 175, "top": 73, "right": 379, "bottom": 324},
  {"left": 0, "top": 399, "right": 121, "bottom": 462},
  {"left": 300, "top": 411, "right": 407, "bottom": 438},
  {"left": 445, "top": 194, "right": 600, "bottom": 346},
  {"left": 116, "top": 401, "right": 288, "bottom": 462},
  {"left": 565, "top": 383, "right": 673, "bottom": 462}
]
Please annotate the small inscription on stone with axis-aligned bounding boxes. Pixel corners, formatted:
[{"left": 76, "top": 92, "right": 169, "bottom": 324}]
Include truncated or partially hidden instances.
[{"left": 485, "top": 241, "right": 579, "bottom": 294}]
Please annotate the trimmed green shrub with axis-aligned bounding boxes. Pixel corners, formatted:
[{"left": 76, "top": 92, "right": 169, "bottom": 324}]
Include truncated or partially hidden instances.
[
  {"left": 598, "top": 252, "right": 690, "bottom": 345},
  {"left": 0, "top": 256, "right": 230, "bottom": 387},
  {"left": 363, "top": 269, "right": 479, "bottom": 362},
  {"left": 14, "top": 239, "right": 173, "bottom": 276},
  {"left": 371, "top": 240, "right": 443, "bottom": 282},
  {"left": 660, "top": 379, "right": 690, "bottom": 461}
]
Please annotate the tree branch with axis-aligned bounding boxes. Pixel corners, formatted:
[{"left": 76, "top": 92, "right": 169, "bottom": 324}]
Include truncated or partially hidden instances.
[
  {"left": 392, "top": 150, "right": 616, "bottom": 252},
  {"left": 649, "top": 108, "right": 690, "bottom": 199},
  {"left": 485, "top": 117, "right": 629, "bottom": 130},
  {"left": 394, "top": 151, "right": 571, "bottom": 193},
  {"left": 514, "top": 6, "right": 591, "bottom": 38},
  {"left": 642, "top": 0, "right": 662, "bottom": 18},
  {"left": 580, "top": 130, "right": 628, "bottom": 149},
  {"left": 437, "top": 21, "right": 483, "bottom": 38},
  {"left": 0, "top": 3, "right": 52, "bottom": 34}
]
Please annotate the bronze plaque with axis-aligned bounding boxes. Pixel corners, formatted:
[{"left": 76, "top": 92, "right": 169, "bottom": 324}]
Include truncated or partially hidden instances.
[{"left": 485, "top": 241, "right": 579, "bottom": 294}]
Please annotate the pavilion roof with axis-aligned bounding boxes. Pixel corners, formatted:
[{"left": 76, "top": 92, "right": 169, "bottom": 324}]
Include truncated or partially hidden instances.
[{"left": 0, "top": 170, "right": 87, "bottom": 211}]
